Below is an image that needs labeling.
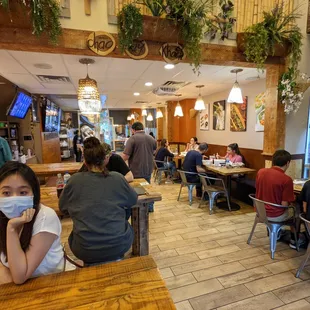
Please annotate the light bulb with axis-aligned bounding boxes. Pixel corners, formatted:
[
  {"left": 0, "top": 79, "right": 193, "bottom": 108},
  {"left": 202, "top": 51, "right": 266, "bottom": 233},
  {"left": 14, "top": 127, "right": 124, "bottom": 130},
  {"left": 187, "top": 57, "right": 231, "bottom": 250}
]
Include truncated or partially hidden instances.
[
  {"left": 133, "top": 92, "right": 140, "bottom": 96},
  {"left": 164, "top": 64, "right": 175, "bottom": 70},
  {"left": 145, "top": 82, "right": 153, "bottom": 87}
]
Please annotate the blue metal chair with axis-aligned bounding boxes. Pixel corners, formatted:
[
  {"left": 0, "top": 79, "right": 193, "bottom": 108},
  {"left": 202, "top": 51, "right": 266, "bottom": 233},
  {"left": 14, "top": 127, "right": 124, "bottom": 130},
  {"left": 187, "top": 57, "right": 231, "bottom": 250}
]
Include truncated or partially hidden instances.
[
  {"left": 177, "top": 170, "right": 200, "bottom": 206},
  {"left": 248, "top": 194, "right": 299, "bottom": 259},
  {"left": 296, "top": 214, "right": 310, "bottom": 278},
  {"left": 199, "top": 174, "right": 231, "bottom": 214}
]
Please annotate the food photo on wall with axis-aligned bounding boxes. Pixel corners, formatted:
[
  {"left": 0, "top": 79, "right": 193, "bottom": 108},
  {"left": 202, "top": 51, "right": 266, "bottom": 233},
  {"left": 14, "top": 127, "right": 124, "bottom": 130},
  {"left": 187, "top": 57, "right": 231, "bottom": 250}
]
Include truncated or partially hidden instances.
[
  {"left": 230, "top": 96, "right": 248, "bottom": 132},
  {"left": 200, "top": 104, "right": 209, "bottom": 130},
  {"left": 213, "top": 100, "right": 226, "bottom": 130}
]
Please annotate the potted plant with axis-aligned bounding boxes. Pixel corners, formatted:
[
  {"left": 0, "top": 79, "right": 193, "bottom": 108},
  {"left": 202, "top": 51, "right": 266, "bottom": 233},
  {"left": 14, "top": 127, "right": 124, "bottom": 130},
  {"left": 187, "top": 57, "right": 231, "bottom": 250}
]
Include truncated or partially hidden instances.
[
  {"left": 238, "top": 2, "right": 302, "bottom": 72},
  {"left": 0, "top": 0, "right": 62, "bottom": 44}
]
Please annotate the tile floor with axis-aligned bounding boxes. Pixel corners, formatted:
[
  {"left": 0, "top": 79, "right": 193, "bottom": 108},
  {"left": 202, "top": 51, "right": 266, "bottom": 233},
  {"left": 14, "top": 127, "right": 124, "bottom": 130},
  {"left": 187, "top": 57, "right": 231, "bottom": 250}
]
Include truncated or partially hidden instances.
[{"left": 60, "top": 181, "right": 310, "bottom": 310}]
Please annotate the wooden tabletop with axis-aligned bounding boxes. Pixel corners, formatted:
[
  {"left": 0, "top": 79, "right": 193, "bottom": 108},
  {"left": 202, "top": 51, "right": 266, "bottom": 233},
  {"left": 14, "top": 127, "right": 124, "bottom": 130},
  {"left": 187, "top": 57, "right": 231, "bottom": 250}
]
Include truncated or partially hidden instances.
[
  {"left": 41, "top": 178, "right": 162, "bottom": 217},
  {"left": 28, "top": 162, "right": 83, "bottom": 177},
  {"left": 205, "top": 165, "right": 256, "bottom": 176},
  {"left": 0, "top": 256, "right": 176, "bottom": 310}
]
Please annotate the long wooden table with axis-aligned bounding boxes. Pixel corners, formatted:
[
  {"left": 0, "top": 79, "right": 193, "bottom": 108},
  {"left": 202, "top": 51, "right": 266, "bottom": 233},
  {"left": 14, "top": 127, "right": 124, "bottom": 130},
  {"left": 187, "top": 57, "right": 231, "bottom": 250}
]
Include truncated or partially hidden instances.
[
  {"left": 28, "top": 162, "right": 83, "bottom": 177},
  {"left": 0, "top": 256, "right": 176, "bottom": 310},
  {"left": 205, "top": 165, "right": 256, "bottom": 211},
  {"left": 41, "top": 178, "right": 162, "bottom": 256}
]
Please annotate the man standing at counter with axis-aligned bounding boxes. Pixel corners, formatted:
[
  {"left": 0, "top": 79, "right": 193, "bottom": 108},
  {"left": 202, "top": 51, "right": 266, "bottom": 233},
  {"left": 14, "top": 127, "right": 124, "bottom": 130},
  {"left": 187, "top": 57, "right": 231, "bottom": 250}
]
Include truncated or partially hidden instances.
[
  {"left": 0, "top": 137, "right": 12, "bottom": 168},
  {"left": 122, "top": 122, "right": 157, "bottom": 211}
]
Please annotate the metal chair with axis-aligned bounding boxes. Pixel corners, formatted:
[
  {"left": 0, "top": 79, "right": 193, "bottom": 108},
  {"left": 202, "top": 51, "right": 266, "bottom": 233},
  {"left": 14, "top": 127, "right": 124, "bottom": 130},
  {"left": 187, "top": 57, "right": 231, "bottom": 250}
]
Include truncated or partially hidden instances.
[
  {"left": 63, "top": 243, "right": 84, "bottom": 268},
  {"left": 199, "top": 174, "right": 231, "bottom": 214},
  {"left": 154, "top": 159, "right": 172, "bottom": 184},
  {"left": 248, "top": 194, "right": 299, "bottom": 259},
  {"left": 177, "top": 170, "right": 200, "bottom": 206},
  {"left": 296, "top": 214, "right": 310, "bottom": 278}
]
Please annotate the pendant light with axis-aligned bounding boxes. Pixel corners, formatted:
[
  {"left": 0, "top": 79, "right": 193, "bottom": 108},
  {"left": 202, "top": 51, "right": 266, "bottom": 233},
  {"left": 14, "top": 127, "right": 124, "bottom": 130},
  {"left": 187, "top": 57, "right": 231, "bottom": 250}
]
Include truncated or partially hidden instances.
[
  {"left": 174, "top": 94, "right": 183, "bottom": 117},
  {"left": 130, "top": 113, "right": 135, "bottom": 120},
  {"left": 227, "top": 68, "right": 244, "bottom": 104},
  {"left": 147, "top": 112, "right": 153, "bottom": 121},
  {"left": 142, "top": 109, "right": 147, "bottom": 116},
  {"left": 156, "top": 109, "right": 163, "bottom": 119},
  {"left": 78, "top": 58, "right": 101, "bottom": 114},
  {"left": 194, "top": 85, "right": 205, "bottom": 111},
  {"left": 127, "top": 115, "right": 131, "bottom": 121}
]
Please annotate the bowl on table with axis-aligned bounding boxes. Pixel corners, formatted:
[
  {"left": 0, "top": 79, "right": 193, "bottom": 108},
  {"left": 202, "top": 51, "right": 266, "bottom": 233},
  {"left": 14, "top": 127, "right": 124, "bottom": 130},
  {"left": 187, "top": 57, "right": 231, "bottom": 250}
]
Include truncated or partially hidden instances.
[{"left": 202, "top": 159, "right": 212, "bottom": 166}]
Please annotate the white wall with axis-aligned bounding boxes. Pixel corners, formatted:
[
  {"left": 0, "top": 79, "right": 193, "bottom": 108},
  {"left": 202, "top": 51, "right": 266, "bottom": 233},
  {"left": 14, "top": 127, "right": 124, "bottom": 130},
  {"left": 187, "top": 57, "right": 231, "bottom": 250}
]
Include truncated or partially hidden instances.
[
  {"left": 284, "top": 0, "right": 310, "bottom": 154},
  {"left": 196, "top": 79, "right": 266, "bottom": 150}
]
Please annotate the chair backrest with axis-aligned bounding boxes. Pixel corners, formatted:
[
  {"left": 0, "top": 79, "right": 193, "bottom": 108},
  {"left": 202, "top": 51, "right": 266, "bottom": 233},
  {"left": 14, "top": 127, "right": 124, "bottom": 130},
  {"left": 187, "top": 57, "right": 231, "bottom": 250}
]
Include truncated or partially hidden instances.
[
  {"left": 199, "top": 174, "right": 226, "bottom": 191},
  {"left": 300, "top": 214, "right": 310, "bottom": 236},
  {"left": 154, "top": 159, "right": 166, "bottom": 169},
  {"left": 249, "top": 194, "right": 287, "bottom": 224},
  {"left": 177, "top": 170, "right": 199, "bottom": 185},
  {"left": 178, "top": 170, "right": 189, "bottom": 184}
]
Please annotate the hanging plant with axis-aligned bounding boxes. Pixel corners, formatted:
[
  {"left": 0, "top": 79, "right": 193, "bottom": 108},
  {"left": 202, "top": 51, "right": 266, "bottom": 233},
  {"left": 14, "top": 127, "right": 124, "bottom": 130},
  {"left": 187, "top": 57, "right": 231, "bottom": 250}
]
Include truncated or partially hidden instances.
[
  {"left": 205, "top": 0, "right": 236, "bottom": 40},
  {"left": 243, "top": 2, "right": 302, "bottom": 73},
  {"left": 0, "top": 0, "right": 62, "bottom": 44},
  {"left": 136, "top": 0, "right": 165, "bottom": 16},
  {"left": 117, "top": 3, "right": 143, "bottom": 53}
]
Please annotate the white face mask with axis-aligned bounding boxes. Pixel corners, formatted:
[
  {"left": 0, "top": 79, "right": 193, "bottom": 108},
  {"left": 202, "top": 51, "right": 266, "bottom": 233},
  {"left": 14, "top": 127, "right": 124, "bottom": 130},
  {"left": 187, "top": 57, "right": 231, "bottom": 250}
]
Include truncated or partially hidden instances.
[{"left": 0, "top": 196, "right": 34, "bottom": 219}]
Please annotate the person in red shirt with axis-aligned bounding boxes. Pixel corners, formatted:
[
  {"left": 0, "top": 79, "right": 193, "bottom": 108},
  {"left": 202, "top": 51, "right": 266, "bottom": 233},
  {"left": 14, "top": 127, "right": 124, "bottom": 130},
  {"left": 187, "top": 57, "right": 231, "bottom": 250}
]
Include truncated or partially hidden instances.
[{"left": 256, "top": 149, "right": 301, "bottom": 248}]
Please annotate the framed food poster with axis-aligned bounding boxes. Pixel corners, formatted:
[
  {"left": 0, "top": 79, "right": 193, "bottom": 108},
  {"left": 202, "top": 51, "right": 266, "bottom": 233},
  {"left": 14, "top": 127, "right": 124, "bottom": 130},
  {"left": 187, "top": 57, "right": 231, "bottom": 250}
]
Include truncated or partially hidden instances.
[
  {"left": 199, "top": 104, "right": 209, "bottom": 130},
  {"left": 213, "top": 100, "right": 226, "bottom": 130},
  {"left": 255, "top": 92, "right": 265, "bottom": 132},
  {"left": 230, "top": 96, "right": 248, "bottom": 132}
]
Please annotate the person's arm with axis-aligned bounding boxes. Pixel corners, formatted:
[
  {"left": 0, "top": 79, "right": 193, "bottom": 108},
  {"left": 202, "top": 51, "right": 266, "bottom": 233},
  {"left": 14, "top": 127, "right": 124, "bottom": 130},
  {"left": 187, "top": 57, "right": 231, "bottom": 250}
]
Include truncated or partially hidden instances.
[
  {"left": 185, "top": 143, "right": 190, "bottom": 152},
  {"left": 122, "top": 138, "right": 134, "bottom": 162},
  {"left": 303, "top": 201, "right": 307, "bottom": 214},
  {"left": 6, "top": 209, "right": 57, "bottom": 284},
  {"left": 281, "top": 178, "right": 295, "bottom": 206},
  {"left": 196, "top": 153, "right": 207, "bottom": 173},
  {"left": 2, "top": 140, "right": 12, "bottom": 162},
  {"left": 125, "top": 171, "right": 134, "bottom": 183},
  {"left": 59, "top": 182, "right": 72, "bottom": 215},
  {"left": 0, "top": 262, "right": 12, "bottom": 284}
]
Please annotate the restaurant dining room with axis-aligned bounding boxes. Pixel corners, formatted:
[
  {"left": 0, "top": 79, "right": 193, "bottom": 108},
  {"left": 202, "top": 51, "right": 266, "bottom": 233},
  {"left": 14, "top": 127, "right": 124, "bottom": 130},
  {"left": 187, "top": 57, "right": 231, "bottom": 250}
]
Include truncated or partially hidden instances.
[{"left": 1, "top": 0, "right": 310, "bottom": 309}]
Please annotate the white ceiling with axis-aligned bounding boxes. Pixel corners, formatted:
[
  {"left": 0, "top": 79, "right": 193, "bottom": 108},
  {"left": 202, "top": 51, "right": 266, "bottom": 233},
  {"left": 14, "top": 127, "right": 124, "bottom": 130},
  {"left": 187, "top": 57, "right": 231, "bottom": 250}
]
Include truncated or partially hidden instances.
[{"left": 0, "top": 50, "right": 265, "bottom": 110}]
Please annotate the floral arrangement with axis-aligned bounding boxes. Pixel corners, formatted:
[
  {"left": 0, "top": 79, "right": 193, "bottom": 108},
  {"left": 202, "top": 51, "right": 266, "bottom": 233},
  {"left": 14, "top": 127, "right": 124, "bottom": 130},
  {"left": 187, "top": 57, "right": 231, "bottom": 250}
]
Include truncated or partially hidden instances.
[{"left": 279, "top": 68, "right": 310, "bottom": 114}]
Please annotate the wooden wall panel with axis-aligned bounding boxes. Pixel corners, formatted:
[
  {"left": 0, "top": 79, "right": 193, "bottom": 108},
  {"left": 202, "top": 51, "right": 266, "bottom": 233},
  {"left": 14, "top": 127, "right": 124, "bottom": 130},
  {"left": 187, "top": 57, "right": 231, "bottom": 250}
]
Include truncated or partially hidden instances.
[{"left": 41, "top": 134, "right": 61, "bottom": 164}]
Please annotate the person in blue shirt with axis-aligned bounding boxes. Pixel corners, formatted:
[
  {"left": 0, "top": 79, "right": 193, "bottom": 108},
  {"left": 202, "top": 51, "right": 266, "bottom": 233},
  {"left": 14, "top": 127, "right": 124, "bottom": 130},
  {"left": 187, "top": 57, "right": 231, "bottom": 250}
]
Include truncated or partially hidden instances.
[
  {"left": 155, "top": 139, "right": 176, "bottom": 181},
  {"left": 183, "top": 143, "right": 209, "bottom": 197},
  {"left": 0, "top": 137, "right": 12, "bottom": 168}
]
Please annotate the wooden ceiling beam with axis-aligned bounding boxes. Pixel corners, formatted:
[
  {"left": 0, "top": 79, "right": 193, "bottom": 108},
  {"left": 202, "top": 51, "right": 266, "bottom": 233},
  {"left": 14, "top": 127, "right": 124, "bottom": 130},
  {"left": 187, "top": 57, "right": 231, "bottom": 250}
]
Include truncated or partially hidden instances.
[{"left": 0, "top": 27, "right": 285, "bottom": 67}]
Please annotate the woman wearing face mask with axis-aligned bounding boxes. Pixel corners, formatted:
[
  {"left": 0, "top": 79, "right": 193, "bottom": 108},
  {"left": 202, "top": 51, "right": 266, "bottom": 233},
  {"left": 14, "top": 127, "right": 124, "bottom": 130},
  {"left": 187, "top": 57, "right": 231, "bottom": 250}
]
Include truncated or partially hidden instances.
[{"left": 0, "top": 162, "right": 64, "bottom": 285}]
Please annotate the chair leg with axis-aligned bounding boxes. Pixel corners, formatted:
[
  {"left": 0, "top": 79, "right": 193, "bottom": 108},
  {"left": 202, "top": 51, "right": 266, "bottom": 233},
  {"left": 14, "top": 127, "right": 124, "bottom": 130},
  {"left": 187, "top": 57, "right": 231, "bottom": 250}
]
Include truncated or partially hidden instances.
[
  {"left": 158, "top": 171, "right": 162, "bottom": 185},
  {"left": 269, "top": 225, "right": 281, "bottom": 259},
  {"left": 226, "top": 193, "right": 231, "bottom": 212},
  {"left": 291, "top": 225, "right": 300, "bottom": 252},
  {"left": 247, "top": 216, "right": 259, "bottom": 244},
  {"left": 177, "top": 184, "right": 183, "bottom": 201},
  {"left": 188, "top": 185, "right": 195, "bottom": 206},
  {"left": 296, "top": 243, "right": 310, "bottom": 278},
  {"left": 198, "top": 191, "right": 205, "bottom": 208}
]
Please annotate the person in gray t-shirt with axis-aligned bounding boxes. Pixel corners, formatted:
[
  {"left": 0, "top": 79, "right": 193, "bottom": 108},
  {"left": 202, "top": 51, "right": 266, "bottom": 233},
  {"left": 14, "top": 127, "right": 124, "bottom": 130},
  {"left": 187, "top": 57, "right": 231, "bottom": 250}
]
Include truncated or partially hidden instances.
[{"left": 122, "top": 122, "right": 157, "bottom": 211}]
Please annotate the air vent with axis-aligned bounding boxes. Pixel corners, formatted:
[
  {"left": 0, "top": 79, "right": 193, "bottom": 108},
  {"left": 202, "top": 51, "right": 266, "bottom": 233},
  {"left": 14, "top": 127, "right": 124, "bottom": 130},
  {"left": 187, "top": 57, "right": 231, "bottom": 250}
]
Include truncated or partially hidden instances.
[
  {"left": 153, "top": 80, "right": 190, "bottom": 96},
  {"left": 36, "top": 75, "right": 71, "bottom": 84},
  {"left": 53, "top": 95, "right": 77, "bottom": 99},
  {"left": 136, "top": 101, "right": 149, "bottom": 104}
]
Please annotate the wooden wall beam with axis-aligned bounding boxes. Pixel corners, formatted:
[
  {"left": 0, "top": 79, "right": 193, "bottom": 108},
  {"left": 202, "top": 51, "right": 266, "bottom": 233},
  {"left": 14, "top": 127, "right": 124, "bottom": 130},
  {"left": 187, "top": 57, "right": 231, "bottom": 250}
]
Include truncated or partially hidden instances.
[
  {"left": 263, "top": 64, "right": 286, "bottom": 155},
  {"left": 0, "top": 27, "right": 285, "bottom": 67}
]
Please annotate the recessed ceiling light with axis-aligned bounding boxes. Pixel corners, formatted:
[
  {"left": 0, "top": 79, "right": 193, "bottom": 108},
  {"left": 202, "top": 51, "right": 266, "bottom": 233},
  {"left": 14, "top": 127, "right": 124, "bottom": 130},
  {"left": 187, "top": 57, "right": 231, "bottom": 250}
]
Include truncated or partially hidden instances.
[
  {"left": 133, "top": 92, "right": 140, "bottom": 96},
  {"left": 34, "top": 63, "right": 53, "bottom": 69},
  {"left": 145, "top": 82, "right": 153, "bottom": 87},
  {"left": 164, "top": 64, "right": 175, "bottom": 70}
]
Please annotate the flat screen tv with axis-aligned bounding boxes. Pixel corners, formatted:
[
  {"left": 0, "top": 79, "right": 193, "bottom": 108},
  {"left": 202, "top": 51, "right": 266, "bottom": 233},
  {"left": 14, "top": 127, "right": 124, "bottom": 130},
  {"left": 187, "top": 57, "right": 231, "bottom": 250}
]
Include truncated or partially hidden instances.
[{"left": 7, "top": 92, "right": 32, "bottom": 119}]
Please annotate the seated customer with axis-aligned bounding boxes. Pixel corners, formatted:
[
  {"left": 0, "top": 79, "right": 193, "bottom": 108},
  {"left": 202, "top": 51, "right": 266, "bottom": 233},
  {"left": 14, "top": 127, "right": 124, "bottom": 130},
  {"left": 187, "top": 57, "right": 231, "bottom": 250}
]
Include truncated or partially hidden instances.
[
  {"left": 256, "top": 150, "right": 300, "bottom": 248},
  {"left": 185, "top": 137, "right": 199, "bottom": 152},
  {"left": 60, "top": 137, "right": 138, "bottom": 265},
  {"left": 79, "top": 142, "right": 134, "bottom": 183},
  {"left": 0, "top": 162, "right": 64, "bottom": 284},
  {"left": 155, "top": 139, "right": 177, "bottom": 181},
  {"left": 183, "top": 143, "right": 209, "bottom": 197},
  {"left": 216, "top": 143, "right": 243, "bottom": 163}
]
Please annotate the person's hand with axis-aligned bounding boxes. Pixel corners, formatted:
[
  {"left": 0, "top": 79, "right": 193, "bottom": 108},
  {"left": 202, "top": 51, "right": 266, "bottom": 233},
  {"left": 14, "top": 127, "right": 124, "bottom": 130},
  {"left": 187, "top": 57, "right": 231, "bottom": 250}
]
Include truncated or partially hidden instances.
[
  {"left": 216, "top": 154, "right": 220, "bottom": 159},
  {"left": 8, "top": 208, "right": 35, "bottom": 230}
]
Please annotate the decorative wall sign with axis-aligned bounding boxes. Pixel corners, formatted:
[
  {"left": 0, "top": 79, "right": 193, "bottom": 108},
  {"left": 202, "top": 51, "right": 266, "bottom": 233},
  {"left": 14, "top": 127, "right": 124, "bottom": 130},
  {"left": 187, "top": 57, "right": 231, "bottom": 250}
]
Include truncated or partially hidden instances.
[
  {"left": 159, "top": 43, "right": 185, "bottom": 64},
  {"left": 59, "top": 0, "right": 71, "bottom": 18},
  {"left": 87, "top": 31, "right": 116, "bottom": 56},
  {"left": 213, "top": 100, "right": 226, "bottom": 130},
  {"left": 230, "top": 96, "right": 248, "bottom": 132},
  {"left": 255, "top": 92, "right": 265, "bottom": 132},
  {"left": 199, "top": 104, "right": 209, "bottom": 131},
  {"left": 125, "top": 40, "right": 149, "bottom": 60}
]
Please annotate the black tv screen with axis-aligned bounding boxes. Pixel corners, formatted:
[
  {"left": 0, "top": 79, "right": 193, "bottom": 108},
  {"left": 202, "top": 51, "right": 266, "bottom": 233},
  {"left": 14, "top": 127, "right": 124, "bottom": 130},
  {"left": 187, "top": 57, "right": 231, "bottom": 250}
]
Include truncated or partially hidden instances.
[{"left": 7, "top": 92, "right": 32, "bottom": 119}]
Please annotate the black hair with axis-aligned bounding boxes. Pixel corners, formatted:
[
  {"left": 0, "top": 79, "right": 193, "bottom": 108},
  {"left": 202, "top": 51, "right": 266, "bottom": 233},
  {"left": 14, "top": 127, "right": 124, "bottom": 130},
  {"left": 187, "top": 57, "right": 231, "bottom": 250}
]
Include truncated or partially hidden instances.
[
  {"left": 160, "top": 139, "right": 167, "bottom": 148},
  {"left": 272, "top": 150, "right": 291, "bottom": 167},
  {"left": 132, "top": 122, "right": 144, "bottom": 131},
  {"left": 74, "top": 130, "right": 79, "bottom": 135},
  {"left": 228, "top": 143, "right": 241, "bottom": 155},
  {"left": 192, "top": 137, "right": 198, "bottom": 143},
  {"left": 83, "top": 137, "right": 108, "bottom": 176},
  {"left": 149, "top": 132, "right": 154, "bottom": 137},
  {"left": 198, "top": 143, "right": 208, "bottom": 152},
  {"left": 0, "top": 162, "right": 40, "bottom": 258}
]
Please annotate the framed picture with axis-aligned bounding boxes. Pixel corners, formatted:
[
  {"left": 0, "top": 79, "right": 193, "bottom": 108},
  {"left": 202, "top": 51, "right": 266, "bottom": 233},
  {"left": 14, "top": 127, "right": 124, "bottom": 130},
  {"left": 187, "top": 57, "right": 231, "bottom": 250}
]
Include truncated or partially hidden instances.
[
  {"left": 199, "top": 104, "right": 209, "bottom": 130},
  {"left": 230, "top": 96, "right": 248, "bottom": 132},
  {"left": 213, "top": 100, "right": 226, "bottom": 130},
  {"left": 255, "top": 92, "right": 266, "bottom": 132}
]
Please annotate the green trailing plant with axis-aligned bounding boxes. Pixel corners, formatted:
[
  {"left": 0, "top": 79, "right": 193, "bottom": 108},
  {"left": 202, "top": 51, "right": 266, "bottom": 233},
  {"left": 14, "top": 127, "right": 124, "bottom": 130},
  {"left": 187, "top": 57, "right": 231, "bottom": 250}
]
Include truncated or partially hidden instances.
[
  {"left": 205, "top": 0, "right": 236, "bottom": 40},
  {"left": 244, "top": 2, "right": 303, "bottom": 73},
  {"left": 0, "top": 0, "right": 62, "bottom": 44},
  {"left": 118, "top": 3, "right": 143, "bottom": 53},
  {"left": 136, "top": 0, "right": 165, "bottom": 16}
]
